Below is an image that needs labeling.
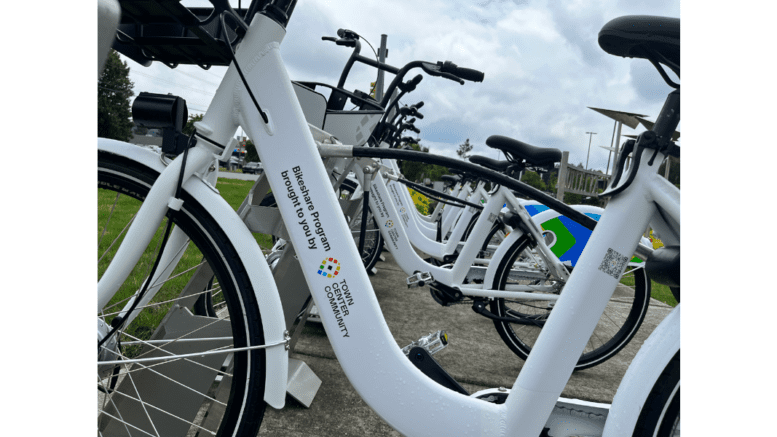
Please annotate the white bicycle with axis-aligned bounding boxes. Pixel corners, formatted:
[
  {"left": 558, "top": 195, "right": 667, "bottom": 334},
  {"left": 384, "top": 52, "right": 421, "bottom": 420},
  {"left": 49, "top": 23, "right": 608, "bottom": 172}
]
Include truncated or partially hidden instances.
[{"left": 98, "top": 2, "right": 679, "bottom": 436}]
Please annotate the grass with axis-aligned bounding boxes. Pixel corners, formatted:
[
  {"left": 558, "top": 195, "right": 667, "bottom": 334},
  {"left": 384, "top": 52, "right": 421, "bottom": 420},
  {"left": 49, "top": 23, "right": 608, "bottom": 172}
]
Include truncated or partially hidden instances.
[
  {"left": 98, "top": 177, "right": 274, "bottom": 356},
  {"left": 215, "top": 177, "right": 275, "bottom": 250},
  {"left": 621, "top": 274, "right": 678, "bottom": 307}
]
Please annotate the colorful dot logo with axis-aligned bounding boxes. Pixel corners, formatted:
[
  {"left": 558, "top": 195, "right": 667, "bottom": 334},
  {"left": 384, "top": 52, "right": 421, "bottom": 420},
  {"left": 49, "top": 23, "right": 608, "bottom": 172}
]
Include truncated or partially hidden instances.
[
  {"left": 400, "top": 207, "right": 407, "bottom": 214},
  {"left": 318, "top": 257, "right": 341, "bottom": 278},
  {"left": 385, "top": 220, "right": 394, "bottom": 228}
]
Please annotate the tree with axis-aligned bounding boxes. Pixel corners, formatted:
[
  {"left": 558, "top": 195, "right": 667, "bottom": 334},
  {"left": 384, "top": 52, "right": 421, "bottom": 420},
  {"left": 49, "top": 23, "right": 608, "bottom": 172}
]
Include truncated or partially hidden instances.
[
  {"left": 398, "top": 143, "right": 449, "bottom": 182},
  {"left": 520, "top": 171, "right": 546, "bottom": 191},
  {"left": 244, "top": 140, "right": 260, "bottom": 162},
  {"left": 182, "top": 113, "right": 204, "bottom": 136},
  {"left": 456, "top": 138, "right": 473, "bottom": 159},
  {"left": 98, "top": 50, "right": 134, "bottom": 141},
  {"left": 657, "top": 157, "right": 680, "bottom": 187}
]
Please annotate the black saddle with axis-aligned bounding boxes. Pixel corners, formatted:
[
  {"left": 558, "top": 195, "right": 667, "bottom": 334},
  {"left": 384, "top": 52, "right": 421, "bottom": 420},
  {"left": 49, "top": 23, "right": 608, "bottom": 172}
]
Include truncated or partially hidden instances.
[
  {"left": 441, "top": 175, "right": 461, "bottom": 186},
  {"left": 485, "top": 136, "right": 562, "bottom": 167},
  {"left": 598, "top": 15, "right": 679, "bottom": 75},
  {"left": 469, "top": 155, "right": 511, "bottom": 172}
]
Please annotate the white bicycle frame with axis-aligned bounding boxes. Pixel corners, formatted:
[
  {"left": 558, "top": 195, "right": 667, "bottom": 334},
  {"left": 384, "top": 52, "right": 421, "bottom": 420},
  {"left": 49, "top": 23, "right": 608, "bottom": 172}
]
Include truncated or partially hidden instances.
[
  {"left": 98, "top": 10, "right": 680, "bottom": 437},
  {"left": 347, "top": 160, "right": 570, "bottom": 301}
]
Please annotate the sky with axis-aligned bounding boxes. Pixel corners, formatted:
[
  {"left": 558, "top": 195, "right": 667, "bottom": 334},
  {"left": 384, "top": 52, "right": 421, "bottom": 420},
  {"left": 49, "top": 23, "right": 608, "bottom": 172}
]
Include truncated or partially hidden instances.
[
  {"left": 6, "top": 2, "right": 777, "bottom": 434},
  {"left": 120, "top": 0, "right": 681, "bottom": 174}
]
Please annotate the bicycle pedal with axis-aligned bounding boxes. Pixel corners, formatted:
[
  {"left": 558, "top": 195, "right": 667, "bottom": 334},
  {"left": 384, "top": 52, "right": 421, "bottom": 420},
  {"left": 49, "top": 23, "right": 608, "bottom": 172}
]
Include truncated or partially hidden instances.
[
  {"left": 406, "top": 271, "right": 433, "bottom": 288},
  {"left": 401, "top": 330, "right": 449, "bottom": 356}
]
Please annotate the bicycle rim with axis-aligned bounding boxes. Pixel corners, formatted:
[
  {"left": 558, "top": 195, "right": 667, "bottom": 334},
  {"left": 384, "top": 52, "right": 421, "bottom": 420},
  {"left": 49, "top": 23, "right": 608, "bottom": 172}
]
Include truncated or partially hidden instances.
[
  {"left": 490, "top": 237, "right": 650, "bottom": 370},
  {"left": 97, "top": 152, "right": 266, "bottom": 437}
]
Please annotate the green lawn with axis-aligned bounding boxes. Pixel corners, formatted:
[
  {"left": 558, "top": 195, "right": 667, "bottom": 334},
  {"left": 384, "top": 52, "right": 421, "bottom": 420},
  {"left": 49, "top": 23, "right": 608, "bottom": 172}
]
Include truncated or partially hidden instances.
[
  {"left": 98, "top": 177, "right": 274, "bottom": 356},
  {"left": 215, "top": 177, "right": 274, "bottom": 250},
  {"left": 621, "top": 274, "right": 678, "bottom": 307}
]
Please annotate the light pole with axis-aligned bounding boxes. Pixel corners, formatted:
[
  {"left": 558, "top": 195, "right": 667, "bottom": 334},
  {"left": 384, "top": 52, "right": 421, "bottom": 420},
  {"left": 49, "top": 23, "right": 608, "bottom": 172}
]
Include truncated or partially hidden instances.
[{"left": 585, "top": 131, "right": 597, "bottom": 170}]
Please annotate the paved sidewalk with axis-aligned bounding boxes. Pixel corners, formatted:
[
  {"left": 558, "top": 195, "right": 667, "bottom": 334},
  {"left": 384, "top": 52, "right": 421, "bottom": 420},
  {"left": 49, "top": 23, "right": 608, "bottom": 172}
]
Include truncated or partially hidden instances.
[{"left": 257, "top": 251, "right": 674, "bottom": 436}]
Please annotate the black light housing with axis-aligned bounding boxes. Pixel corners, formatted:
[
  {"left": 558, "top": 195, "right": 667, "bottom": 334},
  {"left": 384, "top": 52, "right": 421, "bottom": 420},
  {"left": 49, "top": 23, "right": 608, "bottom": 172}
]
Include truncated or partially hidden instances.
[{"left": 132, "top": 92, "right": 190, "bottom": 155}]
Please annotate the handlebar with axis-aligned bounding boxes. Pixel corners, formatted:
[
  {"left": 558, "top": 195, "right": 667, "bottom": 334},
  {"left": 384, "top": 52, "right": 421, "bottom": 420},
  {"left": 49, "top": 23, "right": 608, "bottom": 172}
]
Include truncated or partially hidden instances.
[{"left": 438, "top": 61, "right": 485, "bottom": 82}]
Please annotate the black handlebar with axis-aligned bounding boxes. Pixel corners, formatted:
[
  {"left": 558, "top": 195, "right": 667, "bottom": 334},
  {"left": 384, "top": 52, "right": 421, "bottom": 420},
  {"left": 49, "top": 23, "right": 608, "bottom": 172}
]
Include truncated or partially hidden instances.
[{"left": 438, "top": 61, "right": 485, "bottom": 82}]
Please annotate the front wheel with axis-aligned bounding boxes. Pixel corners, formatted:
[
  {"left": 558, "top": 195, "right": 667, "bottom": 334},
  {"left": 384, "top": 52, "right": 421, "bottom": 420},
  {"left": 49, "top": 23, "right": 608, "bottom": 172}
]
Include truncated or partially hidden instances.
[
  {"left": 489, "top": 236, "right": 650, "bottom": 370},
  {"left": 633, "top": 351, "right": 680, "bottom": 436},
  {"left": 98, "top": 151, "right": 267, "bottom": 436}
]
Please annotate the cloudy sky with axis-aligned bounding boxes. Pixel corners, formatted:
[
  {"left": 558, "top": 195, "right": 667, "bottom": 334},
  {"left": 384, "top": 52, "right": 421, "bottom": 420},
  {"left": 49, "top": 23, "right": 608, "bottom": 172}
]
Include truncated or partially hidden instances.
[{"left": 121, "top": 0, "right": 680, "bottom": 174}]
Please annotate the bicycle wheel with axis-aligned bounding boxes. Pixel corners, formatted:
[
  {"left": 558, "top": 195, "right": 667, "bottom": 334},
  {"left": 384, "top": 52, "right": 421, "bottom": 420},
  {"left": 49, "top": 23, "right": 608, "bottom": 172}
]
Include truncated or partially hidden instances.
[
  {"left": 98, "top": 151, "right": 267, "bottom": 437},
  {"left": 634, "top": 351, "right": 680, "bottom": 436},
  {"left": 489, "top": 236, "right": 650, "bottom": 370},
  {"left": 337, "top": 178, "right": 384, "bottom": 272},
  {"left": 260, "top": 178, "right": 383, "bottom": 272}
]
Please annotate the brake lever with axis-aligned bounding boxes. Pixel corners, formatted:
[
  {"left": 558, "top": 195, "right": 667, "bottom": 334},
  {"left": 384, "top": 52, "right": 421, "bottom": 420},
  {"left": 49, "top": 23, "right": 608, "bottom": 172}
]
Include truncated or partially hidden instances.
[{"left": 337, "top": 28, "right": 360, "bottom": 40}]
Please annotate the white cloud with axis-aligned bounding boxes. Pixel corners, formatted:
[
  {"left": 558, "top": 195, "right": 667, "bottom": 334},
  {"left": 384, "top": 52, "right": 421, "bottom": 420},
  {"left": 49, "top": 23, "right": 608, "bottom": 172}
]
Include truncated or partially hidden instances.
[{"left": 117, "top": 0, "right": 680, "bottom": 174}]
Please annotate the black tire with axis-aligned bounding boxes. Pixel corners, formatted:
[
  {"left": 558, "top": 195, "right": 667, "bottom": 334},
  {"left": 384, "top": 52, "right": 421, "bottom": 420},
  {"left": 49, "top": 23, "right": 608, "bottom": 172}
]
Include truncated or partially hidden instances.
[
  {"left": 337, "top": 178, "right": 384, "bottom": 272},
  {"left": 98, "top": 151, "right": 266, "bottom": 437},
  {"left": 489, "top": 236, "right": 650, "bottom": 370},
  {"left": 260, "top": 179, "right": 384, "bottom": 272},
  {"left": 633, "top": 351, "right": 680, "bottom": 437}
]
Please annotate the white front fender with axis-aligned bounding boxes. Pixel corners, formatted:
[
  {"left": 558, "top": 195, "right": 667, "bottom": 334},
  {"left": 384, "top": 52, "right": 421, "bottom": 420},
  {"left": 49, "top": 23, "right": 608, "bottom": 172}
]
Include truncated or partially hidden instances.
[
  {"left": 98, "top": 139, "right": 289, "bottom": 409},
  {"left": 603, "top": 304, "right": 680, "bottom": 436}
]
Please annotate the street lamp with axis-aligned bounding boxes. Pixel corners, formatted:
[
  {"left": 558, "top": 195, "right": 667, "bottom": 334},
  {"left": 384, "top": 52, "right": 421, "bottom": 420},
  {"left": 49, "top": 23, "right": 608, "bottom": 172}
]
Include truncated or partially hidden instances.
[{"left": 585, "top": 131, "right": 597, "bottom": 170}]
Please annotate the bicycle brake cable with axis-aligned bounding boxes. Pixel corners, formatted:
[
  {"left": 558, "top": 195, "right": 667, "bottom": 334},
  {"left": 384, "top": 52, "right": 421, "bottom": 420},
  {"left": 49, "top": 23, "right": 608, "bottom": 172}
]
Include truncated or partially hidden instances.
[
  {"left": 221, "top": 13, "right": 270, "bottom": 124},
  {"left": 98, "top": 135, "right": 195, "bottom": 351}
]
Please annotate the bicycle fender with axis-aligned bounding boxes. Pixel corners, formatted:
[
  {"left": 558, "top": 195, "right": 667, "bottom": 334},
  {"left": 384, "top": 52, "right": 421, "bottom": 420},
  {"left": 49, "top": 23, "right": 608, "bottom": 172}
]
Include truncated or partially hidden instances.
[
  {"left": 529, "top": 204, "right": 650, "bottom": 267},
  {"left": 98, "top": 139, "right": 289, "bottom": 409},
  {"left": 482, "top": 228, "right": 527, "bottom": 288},
  {"left": 603, "top": 304, "right": 680, "bottom": 437}
]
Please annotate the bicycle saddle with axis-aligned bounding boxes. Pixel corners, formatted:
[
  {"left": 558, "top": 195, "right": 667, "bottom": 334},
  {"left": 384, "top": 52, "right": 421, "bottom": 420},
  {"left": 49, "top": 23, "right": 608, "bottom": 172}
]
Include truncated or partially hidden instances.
[
  {"left": 468, "top": 155, "right": 511, "bottom": 172},
  {"left": 598, "top": 15, "right": 679, "bottom": 75},
  {"left": 441, "top": 175, "right": 461, "bottom": 186},
  {"left": 485, "top": 135, "right": 562, "bottom": 167}
]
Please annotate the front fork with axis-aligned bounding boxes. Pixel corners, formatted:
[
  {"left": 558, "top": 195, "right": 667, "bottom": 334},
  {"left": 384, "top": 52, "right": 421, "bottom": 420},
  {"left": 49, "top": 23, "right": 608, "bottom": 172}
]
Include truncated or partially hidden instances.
[{"left": 97, "top": 144, "right": 220, "bottom": 313}]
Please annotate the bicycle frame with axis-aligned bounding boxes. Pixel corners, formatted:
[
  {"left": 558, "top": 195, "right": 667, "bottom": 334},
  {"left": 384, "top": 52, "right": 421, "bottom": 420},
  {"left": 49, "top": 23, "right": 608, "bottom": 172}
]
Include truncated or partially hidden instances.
[
  {"left": 347, "top": 161, "right": 568, "bottom": 300},
  {"left": 98, "top": 10, "right": 680, "bottom": 437}
]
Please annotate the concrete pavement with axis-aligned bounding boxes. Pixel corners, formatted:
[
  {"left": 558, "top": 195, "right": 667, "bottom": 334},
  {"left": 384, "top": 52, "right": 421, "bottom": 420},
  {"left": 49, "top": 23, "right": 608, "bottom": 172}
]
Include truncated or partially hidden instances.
[{"left": 257, "top": 250, "right": 674, "bottom": 436}]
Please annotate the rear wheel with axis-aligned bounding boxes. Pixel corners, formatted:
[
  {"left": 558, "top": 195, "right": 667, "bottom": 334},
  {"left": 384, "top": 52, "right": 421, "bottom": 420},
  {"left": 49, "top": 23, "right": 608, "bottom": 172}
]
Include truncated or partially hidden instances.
[
  {"left": 337, "top": 178, "right": 384, "bottom": 272},
  {"left": 260, "top": 178, "right": 383, "bottom": 272},
  {"left": 489, "top": 236, "right": 650, "bottom": 370},
  {"left": 98, "top": 151, "right": 267, "bottom": 436}
]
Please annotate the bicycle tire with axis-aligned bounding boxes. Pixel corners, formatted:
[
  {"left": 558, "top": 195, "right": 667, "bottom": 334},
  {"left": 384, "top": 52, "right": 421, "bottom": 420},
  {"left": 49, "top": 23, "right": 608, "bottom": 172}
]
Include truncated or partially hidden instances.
[
  {"left": 633, "top": 351, "right": 680, "bottom": 437},
  {"left": 338, "top": 178, "right": 384, "bottom": 272},
  {"left": 261, "top": 178, "right": 384, "bottom": 272},
  {"left": 489, "top": 236, "right": 650, "bottom": 370},
  {"left": 98, "top": 151, "right": 266, "bottom": 437}
]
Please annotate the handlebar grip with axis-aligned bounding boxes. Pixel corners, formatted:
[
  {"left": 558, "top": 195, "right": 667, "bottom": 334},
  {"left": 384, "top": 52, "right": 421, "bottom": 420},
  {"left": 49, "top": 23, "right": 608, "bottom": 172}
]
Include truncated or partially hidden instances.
[
  {"left": 439, "top": 61, "right": 485, "bottom": 82},
  {"left": 452, "top": 66, "right": 484, "bottom": 82},
  {"left": 336, "top": 39, "right": 356, "bottom": 47},
  {"left": 413, "top": 101, "right": 425, "bottom": 110},
  {"left": 414, "top": 110, "right": 424, "bottom": 120}
]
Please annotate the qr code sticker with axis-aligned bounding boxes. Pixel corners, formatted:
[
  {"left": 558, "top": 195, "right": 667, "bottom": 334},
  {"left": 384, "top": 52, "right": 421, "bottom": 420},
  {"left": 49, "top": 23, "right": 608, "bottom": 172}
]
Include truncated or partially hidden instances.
[
  {"left": 599, "top": 248, "right": 629, "bottom": 279},
  {"left": 487, "top": 213, "right": 497, "bottom": 223}
]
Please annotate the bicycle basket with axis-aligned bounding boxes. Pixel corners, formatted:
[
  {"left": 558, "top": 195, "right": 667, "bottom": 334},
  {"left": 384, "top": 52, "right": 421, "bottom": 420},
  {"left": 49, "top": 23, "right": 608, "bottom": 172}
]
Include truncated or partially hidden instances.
[{"left": 112, "top": 0, "right": 252, "bottom": 69}]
